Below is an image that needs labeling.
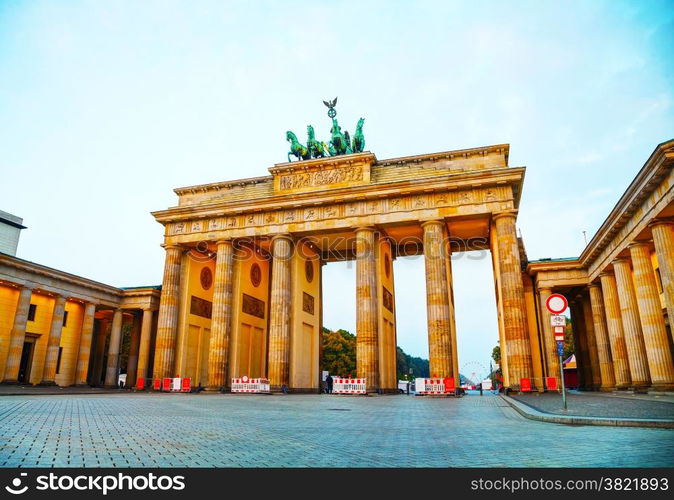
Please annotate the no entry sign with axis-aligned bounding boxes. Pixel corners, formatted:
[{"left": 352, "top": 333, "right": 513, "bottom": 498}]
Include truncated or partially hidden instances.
[{"left": 546, "top": 293, "right": 568, "bottom": 314}]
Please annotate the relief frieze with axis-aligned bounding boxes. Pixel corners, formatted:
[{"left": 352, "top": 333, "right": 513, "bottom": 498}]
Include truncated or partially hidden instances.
[{"left": 278, "top": 165, "right": 363, "bottom": 191}]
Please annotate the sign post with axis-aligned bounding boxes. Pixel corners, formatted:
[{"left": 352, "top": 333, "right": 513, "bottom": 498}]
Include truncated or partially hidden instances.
[
  {"left": 546, "top": 293, "right": 569, "bottom": 411},
  {"left": 556, "top": 340, "right": 567, "bottom": 410}
]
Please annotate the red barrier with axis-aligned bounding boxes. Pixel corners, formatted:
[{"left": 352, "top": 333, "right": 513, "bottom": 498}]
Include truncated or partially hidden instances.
[
  {"left": 181, "top": 378, "right": 191, "bottom": 392},
  {"left": 546, "top": 377, "right": 557, "bottom": 391},
  {"left": 162, "top": 378, "right": 172, "bottom": 391},
  {"left": 136, "top": 378, "right": 145, "bottom": 390},
  {"left": 443, "top": 377, "right": 455, "bottom": 392},
  {"left": 153, "top": 379, "right": 161, "bottom": 391},
  {"left": 520, "top": 378, "right": 532, "bottom": 392}
]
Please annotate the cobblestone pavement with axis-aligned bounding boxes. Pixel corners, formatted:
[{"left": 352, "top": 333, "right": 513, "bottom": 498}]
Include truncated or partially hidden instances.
[
  {"left": 0, "top": 393, "right": 672, "bottom": 468},
  {"left": 511, "top": 393, "right": 674, "bottom": 419}
]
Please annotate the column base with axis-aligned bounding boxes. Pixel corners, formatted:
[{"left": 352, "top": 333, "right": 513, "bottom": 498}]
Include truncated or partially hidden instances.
[
  {"left": 630, "top": 385, "right": 650, "bottom": 394},
  {"left": 203, "top": 386, "right": 225, "bottom": 393},
  {"left": 1, "top": 380, "right": 20, "bottom": 385},
  {"left": 103, "top": 384, "right": 122, "bottom": 389},
  {"left": 649, "top": 383, "right": 674, "bottom": 392},
  {"left": 599, "top": 386, "right": 616, "bottom": 392},
  {"left": 38, "top": 381, "right": 57, "bottom": 387}
]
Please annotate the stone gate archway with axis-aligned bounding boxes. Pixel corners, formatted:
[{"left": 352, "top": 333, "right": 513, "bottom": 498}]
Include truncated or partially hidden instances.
[{"left": 151, "top": 145, "right": 544, "bottom": 392}]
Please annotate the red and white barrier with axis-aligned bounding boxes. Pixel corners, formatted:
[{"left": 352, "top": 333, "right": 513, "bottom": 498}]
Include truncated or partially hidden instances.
[
  {"left": 231, "top": 376, "right": 271, "bottom": 393},
  {"left": 332, "top": 378, "right": 367, "bottom": 394},
  {"left": 415, "top": 377, "right": 455, "bottom": 395},
  {"left": 154, "top": 377, "right": 191, "bottom": 392}
]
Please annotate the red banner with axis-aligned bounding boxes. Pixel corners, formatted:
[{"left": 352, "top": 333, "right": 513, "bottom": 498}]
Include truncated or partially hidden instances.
[
  {"left": 443, "top": 377, "right": 455, "bottom": 392},
  {"left": 546, "top": 377, "right": 557, "bottom": 391},
  {"left": 520, "top": 378, "right": 532, "bottom": 392}
]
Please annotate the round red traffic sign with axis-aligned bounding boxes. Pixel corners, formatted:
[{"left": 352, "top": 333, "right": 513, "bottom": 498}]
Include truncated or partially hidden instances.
[{"left": 545, "top": 293, "right": 568, "bottom": 314}]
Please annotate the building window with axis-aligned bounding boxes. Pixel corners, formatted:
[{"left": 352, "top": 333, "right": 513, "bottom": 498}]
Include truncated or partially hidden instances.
[
  {"left": 55, "top": 347, "right": 63, "bottom": 374},
  {"left": 27, "top": 304, "right": 36, "bottom": 322},
  {"left": 63, "top": 311, "right": 68, "bottom": 327}
]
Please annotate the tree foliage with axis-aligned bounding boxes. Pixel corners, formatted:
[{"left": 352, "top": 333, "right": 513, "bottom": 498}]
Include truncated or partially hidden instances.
[
  {"left": 491, "top": 345, "right": 501, "bottom": 364},
  {"left": 321, "top": 328, "right": 357, "bottom": 377},
  {"left": 321, "top": 327, "right": 429, "bottom": 380},
  {"left": 396, "top": 347, "right": 429, "bottom": 380}
]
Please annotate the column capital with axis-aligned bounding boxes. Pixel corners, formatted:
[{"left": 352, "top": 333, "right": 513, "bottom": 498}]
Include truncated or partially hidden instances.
[
  {"left": 161, "top": 243, "right": 182, "bottom": 251},
  {"left": 537, "top": 286, "right": 553, "bottom": 293},
  {"left": 420, "top": 219, "right": 445, "bottom": 229},
  {"left": 612, "top": 257, "right": 630, "bottom": 266},
  {"left": 648, "top": 218, "right": 674, "bottom": 230},
  {"left": 587, "top": 282, "right": 601, "bottom": 290},
  {"left": 627, "top": 241, "right": 651, "bottom": 250},
  {"left": 270, "top": 233, "right": 294, "bottom": 243},
  {"left": 20, "top": 283, "right": 36, "bottom": 291},
  {"left": 492, "top": 210, "right": 518, "bottom": 222},
  {"left": 215, "top": 239, "right": 234, "bottom": 247},
  {"left": 353, "top": 225, "right": 376, "bottom": 234},
  {"left": 598, "top": 270, "right": 614, "bottom": 278}
]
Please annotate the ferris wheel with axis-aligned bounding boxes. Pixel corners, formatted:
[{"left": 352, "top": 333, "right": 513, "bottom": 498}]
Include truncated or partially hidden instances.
[{"left": 460, "top": 361, "right": 490, "bottom": 384}]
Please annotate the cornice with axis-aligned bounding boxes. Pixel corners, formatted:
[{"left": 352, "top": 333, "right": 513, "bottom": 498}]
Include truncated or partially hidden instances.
[
  {"left": 578, "top": 139, "right": 674, "bottom": 267},
  {"left": 152, "top": 167, "right": 526, "bottom": 224}
]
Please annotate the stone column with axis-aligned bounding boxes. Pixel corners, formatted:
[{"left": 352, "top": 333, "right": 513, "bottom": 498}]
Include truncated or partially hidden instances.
[
  {"left": 650, "top": 220, "right": 674, "bottom": 333},
  {"left": 493, "top": 212, "right": 533, "bottom": 388},
  {"left": 40, "top": 295, "right": 67, "bottom": 385},
  {"left": 422, "top": 220, "right": 453, "bottom": 379},
  {"left": 569, "top": 299, "right": 591, "bottom": 388},
  {"left": 153, "top": 245, "right": 183, "bottom": 380},
  {"left": 74, "top": 302, "right": 97, "bottom": 386},
  {"left": 537, "top": 287, "right": 560, "bottom": 382},
  {"left": 599, "top": 272, "right": 631, "bottom": 388},
  {"left": 588, "top": 283, "right": 616, "bottom": 390},
  {"left": 355, "top": 227, "right": 379, "bottom": 389},
  {"left": 629, "top": 242, "right": 674, "bottom": 389},
  {"left": 104, "top": 309, "right": 124, "bottom": 388},
  {"left": 3, "top": 285, "right": 34, "bottom": 382},
  {"left": 91, "top": 318, "right": 109, "bottom": 386},
  {"left": 206, "top": 240, "right": 235, "bottom": 391},
  {"left": 581, "top": 293, "right": 602, "bottom": 389},
  {"left": 612, "top": 258, "right": 651, "bottom": 388},
  {"left": 135, "top": 308, "right": 154, "bottom": 385},
  {"left": 267, "top": 234, "right": 293, "bottom": 390},
  {"left": 125, "top": 312, "right": 141, "bottom": 388}
]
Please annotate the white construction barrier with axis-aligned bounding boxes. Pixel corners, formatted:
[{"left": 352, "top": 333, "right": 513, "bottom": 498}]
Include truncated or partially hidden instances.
[
  {"left": 415, "top": 377, "right": 455, "bottom": 395},
  {"left": 332, "top": 377, "right": 366, "bottom": 394},
  {"left": 231, "top": 376, "right": 271, "bottom": 393}
]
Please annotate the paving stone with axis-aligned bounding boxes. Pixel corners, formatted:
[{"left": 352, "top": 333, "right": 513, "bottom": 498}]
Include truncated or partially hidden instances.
[{"left": 0, "top": 393, "right": 671, "bottom": 467}]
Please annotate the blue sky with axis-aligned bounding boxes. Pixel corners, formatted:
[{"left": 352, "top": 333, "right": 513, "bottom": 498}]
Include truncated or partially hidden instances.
[{"left": 1, "top": 0, "right": 673, "bottom": 376}]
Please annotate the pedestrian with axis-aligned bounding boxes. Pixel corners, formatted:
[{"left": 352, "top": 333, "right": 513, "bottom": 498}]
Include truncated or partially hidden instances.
[
  {"left": 478, "top": 382, "right": 483, "bottom": 396},
  {"left": 326, "top": 374, "right": 333, "bottom": 394}
]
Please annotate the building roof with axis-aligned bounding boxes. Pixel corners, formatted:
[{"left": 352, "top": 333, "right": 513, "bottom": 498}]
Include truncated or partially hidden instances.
[{"left": 0, "top": 210, "right": 26, "bottom": 229}]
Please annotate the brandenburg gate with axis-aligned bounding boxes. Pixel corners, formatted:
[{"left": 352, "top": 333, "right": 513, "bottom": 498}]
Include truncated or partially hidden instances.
[
  {"left": 151, "top": 133, "right": 538, "bottom": 392},
  {"left": 1, "top": 98, "right": 671, "bottom": 393}
]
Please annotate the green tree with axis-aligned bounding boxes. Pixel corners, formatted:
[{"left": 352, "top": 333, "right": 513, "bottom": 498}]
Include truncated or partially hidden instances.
[
  {"left": 321, "top": 329, "right": 356, "bottom": 377},
  {"left": 491, "top": 345, "right": 501, "bottom": 364},
  {"left": 395, "top": 347, "right": 429, "bottom": 379},
  {"left": 321, "top": 327, "right": 430, "bottom": 380}
]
